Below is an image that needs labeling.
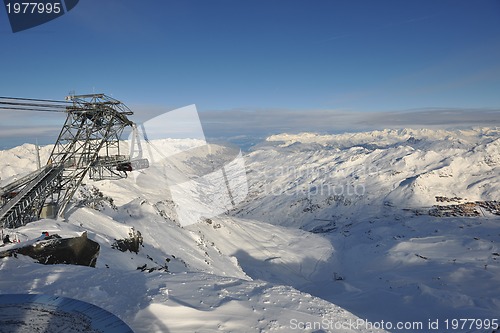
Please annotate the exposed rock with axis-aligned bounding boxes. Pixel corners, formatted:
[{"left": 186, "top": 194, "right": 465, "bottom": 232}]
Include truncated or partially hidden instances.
[
  {"left": 136, "top": 263, "right": 168, "bottom": 273},
  {"left": 111, "top": 228, "right": 143, "bottom": 254},
  {"left": 77, "top": 185, "right": 117, "bottom": 211},
  {"left": 0, "top": 232, "right": 99, "bottom": 267}
]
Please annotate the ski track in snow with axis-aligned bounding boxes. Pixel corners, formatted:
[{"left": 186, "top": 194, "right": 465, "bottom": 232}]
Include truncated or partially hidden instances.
[{"left": 0, "top": 127, "right": 499, "bottom": 332}]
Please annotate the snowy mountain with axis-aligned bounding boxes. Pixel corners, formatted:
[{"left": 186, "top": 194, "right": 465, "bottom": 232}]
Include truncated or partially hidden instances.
[
  {"left": 235, "top": 128, "right": 500, "bottom": 332},
  {"left": 239, "top": 128, "right": 500, "bottom": 229},
  {"left": 1, "top": 127, "right": 499, "bottom": 332}
]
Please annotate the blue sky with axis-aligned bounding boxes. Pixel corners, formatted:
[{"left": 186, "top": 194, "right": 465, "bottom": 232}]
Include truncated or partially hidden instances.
[{"left": 1, "top": 0, "right": 499, "bottom": 146}]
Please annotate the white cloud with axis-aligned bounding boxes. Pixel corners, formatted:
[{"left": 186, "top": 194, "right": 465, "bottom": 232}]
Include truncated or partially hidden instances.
[
  {"left": 1, "top": 107, "right": 498, "bottom": 149},
  {"left": 198, "top": 108, "right": 500, "bottom": 139}
]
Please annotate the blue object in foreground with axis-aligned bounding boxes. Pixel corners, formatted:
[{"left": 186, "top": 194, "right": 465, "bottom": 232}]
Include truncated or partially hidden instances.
[{"left": 0, "top": 294, "right": 133, "bottom": 333}]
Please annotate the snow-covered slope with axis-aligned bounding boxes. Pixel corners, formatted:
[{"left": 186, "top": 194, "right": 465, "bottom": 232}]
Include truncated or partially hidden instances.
[
  {"left": 0, "top": 139, "right": 385, "bottom": 333},
  {"left": 1, "top": 211, "right": 370, "bottom": 333},
  {"left": 239, "top": 127, "right": 500, "bottom": 229},
  {"left": 1, "top": 127, "right": 499, "bottom": 332},
  {"left": 235, "top": 127, "right": 500, "bottom": 332}
]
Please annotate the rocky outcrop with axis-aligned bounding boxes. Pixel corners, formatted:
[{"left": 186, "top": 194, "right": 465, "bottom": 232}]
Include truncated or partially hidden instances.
[
  {"left": 1, "top": 232, "right": 100, "bottom": 267},
  {"left": 111, "top": 228, "right": 143, "bottom": 254}
]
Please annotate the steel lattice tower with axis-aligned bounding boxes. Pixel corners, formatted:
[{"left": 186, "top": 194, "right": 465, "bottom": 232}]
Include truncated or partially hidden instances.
[
  {"left": 49, "top": 93, "right": 135, "bottom": 217},
  {"left": 0, "top": 93, "right": 140, "bottom": 228}
]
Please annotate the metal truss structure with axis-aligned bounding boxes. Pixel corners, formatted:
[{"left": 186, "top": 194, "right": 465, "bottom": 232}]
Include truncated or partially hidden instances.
[{"left": 0, "top": 94, "right": 144, "bottom": 229}]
